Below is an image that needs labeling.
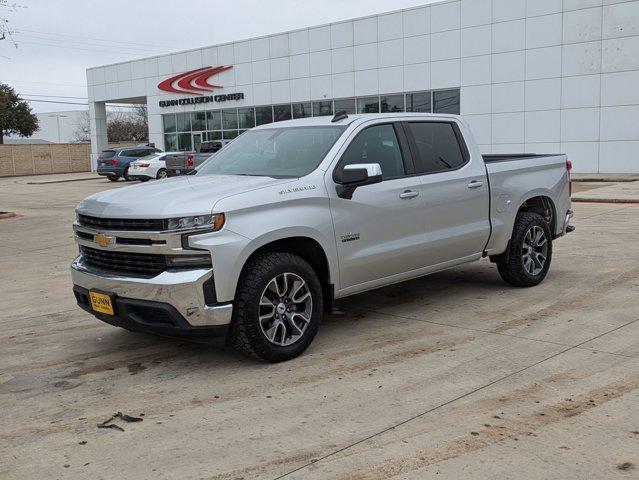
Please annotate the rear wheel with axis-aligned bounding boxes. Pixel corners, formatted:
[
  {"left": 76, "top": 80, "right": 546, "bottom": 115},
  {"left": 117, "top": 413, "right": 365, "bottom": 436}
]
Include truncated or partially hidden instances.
[
  {"left": 496, "top": 212, "right": 552, "bottom": 287},
  {"left": 123, "top": 167, "right": 132, "bottom": 181},
  {"left": 156, "top": 168, "right": 168, "bottom": 180},
  {"left": 107, "top": 176, "right": 119, "bottom": 182},
  {"left": 230, "top": 253, "right": 322, "bottom": 362}
]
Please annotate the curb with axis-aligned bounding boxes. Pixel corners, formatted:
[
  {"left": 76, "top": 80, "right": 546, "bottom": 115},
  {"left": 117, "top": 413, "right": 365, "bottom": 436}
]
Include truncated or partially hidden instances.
[
  {"left": 572, "top": 198, "right": 639, "bottom": 204},
  {"left": 572, "top": 178, "right": 639, "bottom": 183},
  {"left": 25, "top": 177, "right": 99, "bottom": 185}
]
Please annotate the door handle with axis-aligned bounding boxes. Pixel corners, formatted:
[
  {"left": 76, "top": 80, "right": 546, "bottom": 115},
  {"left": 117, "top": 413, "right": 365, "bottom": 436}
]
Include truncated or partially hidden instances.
[
  {"left": 467, "top": 181, "right": 484, "bottom": 189},
  {"left": 399, "top": 190, "right": 420, "bottom": 199}
]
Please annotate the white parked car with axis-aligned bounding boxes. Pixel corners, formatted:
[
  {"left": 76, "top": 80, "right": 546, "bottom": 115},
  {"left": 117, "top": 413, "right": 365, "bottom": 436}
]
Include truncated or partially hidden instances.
[{"left": 129, "top": 152, "right": 182, "bottom": 181}]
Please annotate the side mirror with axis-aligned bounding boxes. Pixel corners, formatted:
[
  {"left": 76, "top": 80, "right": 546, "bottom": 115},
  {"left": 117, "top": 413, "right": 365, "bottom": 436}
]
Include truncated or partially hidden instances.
[{"left": 335, "top": 163, "right": 383, "bottom": 199}]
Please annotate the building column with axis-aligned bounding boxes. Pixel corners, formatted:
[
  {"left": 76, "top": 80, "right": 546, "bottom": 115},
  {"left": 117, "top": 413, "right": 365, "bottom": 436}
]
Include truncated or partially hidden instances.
[{"left": 89, "top": 101, "right": 107, "bottom": 171}]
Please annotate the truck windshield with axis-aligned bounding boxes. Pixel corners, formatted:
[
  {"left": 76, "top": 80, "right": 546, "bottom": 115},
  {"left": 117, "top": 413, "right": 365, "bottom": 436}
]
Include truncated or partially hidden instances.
[{"left": 196, "top": 126, "right": 346, "bottom": 178}]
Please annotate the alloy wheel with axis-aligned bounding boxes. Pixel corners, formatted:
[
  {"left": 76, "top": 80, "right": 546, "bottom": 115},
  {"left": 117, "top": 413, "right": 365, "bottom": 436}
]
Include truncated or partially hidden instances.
[
  {"left": 258, "top": 272, "right": 312, "bottom": 346},
  {"left": 522, "top": 225, "right": 548, "bottom": 276}
]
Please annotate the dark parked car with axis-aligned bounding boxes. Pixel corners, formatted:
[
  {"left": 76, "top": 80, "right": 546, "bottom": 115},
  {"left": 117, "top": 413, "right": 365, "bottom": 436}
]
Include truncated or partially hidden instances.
[{"left": 97, "top": 146, "right": 162, "bottom": 182}]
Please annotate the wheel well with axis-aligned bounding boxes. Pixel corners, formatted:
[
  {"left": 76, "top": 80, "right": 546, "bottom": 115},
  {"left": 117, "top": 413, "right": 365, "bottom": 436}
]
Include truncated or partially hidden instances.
[
  {"left": 518, "top": 196, "right": 556, "bottom": 233},
  {"left": 248, "top": 237, "right": 333, "bottom": 312}
]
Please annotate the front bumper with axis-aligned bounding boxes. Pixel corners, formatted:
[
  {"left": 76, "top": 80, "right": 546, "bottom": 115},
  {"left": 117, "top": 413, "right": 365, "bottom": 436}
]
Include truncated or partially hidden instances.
[{"left": 71, "top": 256, "right": 232, "bottom": 333}]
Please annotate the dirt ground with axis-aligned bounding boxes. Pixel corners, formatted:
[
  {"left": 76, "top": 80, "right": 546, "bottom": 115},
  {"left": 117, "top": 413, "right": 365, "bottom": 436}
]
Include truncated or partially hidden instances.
[{"left": 0, "top": 174, "right": 638, "bottom": 479}]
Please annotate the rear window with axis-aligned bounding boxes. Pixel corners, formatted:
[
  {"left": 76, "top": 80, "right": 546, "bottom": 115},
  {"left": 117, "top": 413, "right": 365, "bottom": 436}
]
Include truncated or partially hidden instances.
[
  {"left": 98, "top": 150, "right": 115, "bottom": 160},
  {"left": 405, "top": 122, "right": 467, "bottom": 174}
]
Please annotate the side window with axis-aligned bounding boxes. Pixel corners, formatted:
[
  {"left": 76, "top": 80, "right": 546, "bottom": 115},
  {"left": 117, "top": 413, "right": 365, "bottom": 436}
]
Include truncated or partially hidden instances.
[
  {"left": 339, "top": 124, "right": 405, "bottom": 180},
  {"left": 405, "top": 122, "right": 466, "bottom": 174},
  {"left": 120, "top": 149, "right": 138, "bottom": 158}
]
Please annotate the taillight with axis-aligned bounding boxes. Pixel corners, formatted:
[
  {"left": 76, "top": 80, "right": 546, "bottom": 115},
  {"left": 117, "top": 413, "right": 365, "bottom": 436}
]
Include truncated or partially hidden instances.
[
  {"left": 187, "top": 155, "right": 194, "bottom": 168},
  {"left": 107, "top": 159, "right": 119, "bottom": 166},
  {"left": 566, "top": 159, "right": 572, "bottom": 196}
]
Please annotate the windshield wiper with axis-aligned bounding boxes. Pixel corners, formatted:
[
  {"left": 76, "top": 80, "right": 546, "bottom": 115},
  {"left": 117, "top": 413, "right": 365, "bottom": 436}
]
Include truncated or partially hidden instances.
[{"left": 233, "top": 173, "right": 273, "bottom": 178}]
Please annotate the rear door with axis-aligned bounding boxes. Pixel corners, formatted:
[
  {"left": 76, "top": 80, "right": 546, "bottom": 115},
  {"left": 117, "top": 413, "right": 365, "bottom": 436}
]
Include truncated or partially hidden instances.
[
  {"left": 328, "top": 122, "right": 427, "bottom": 289},
  {"left": 403, "top": 120, "right": 490, "bottom": 266}
]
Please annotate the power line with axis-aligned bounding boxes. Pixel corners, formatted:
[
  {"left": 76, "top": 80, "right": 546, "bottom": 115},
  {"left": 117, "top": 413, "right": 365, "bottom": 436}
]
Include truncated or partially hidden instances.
[
  {"left": 20, "top": 93, "right": 88, "bottom": 100},
  {"left": 23, "top": 98, "right": 87, "bottom": 105},
  {"left": 14, "top": 33, "right": 170, "bottom": 54},
  {"left": 11, "top": 39, "right": 148, "bottom": 56},
  {"left": 3, "top": 79, "right": 85, "bottom": 87},
  {"left": 17, "top": 28, "right": 183, "bottom": 50}
]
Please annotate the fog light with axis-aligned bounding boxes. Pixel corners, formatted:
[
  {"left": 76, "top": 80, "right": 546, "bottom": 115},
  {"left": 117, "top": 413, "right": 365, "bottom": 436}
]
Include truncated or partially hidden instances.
[{"left": 165, "top": 255, "right": 212, "bottom": 268}]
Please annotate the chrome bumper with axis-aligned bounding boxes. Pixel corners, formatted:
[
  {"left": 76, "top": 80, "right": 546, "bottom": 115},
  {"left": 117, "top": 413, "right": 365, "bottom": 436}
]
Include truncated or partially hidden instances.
[{"left": 71, "top": 257, "right": 232, "bottom": 327}]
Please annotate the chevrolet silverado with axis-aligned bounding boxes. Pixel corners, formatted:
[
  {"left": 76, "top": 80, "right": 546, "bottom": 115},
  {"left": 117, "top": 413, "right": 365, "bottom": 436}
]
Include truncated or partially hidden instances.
[{"left": 72, "top": 113, "right": 573, "bottom": 362}]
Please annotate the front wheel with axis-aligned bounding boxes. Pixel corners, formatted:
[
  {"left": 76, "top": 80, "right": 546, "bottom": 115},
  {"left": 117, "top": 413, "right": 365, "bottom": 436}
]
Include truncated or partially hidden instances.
[
  {"left": 229, "top": 253, "right": 322, "bottom": 362},
  {"left": 496, "top": 212, "right": 553, "bottom": 287},
  {"left": 156, "top": 168, "right": 168, "bottom": 180},
  {"left": 107, "top": 176, "right": 120, "bottom": 182}
]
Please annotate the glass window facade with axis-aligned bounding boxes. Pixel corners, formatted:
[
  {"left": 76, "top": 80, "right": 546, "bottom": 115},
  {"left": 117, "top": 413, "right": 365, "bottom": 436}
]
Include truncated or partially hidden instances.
[{"left": 162, "top": 89, "right": 460, "bottom": 151}]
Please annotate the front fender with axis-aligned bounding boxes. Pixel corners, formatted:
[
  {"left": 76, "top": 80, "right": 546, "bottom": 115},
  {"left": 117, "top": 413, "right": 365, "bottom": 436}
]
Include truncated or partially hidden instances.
[{"left": 190, "top": 226, "right": 338, "bottom": 303}]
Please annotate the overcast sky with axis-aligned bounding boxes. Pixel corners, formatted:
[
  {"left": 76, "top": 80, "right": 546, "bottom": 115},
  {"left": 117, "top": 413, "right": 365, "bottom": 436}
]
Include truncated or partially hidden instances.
[{"left": 1, "top": 0, "right": 438, "bottom": 113}]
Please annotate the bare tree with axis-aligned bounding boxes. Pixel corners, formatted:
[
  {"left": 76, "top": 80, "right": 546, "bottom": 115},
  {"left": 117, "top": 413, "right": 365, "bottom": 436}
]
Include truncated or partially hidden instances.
[
  {"left": 72, "top": 110, "right": 91, "bottom": 143},
  {"left": 72, "top": 107, "right": 149, "bottom": 143},
  {"left": 0, "top": 1, "right": 25, "bottom": 50}
]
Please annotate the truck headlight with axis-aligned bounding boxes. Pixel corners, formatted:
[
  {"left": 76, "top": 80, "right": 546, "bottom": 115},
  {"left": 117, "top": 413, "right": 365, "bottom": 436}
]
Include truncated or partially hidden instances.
[{"left": 166, "top": 213, "right": 225, "bottom": 232}]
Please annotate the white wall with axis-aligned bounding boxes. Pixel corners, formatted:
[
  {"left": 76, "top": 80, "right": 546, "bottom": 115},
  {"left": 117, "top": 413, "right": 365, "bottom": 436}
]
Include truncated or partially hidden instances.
[
  {"left": 6, "top": 110, "right": 87, "bottom": 144},
  {"left": 460, "top": 0, "right": 639, "bottom": 173},
  {"left": 87, "top": 0, "right": 639, "bottom": 173}
]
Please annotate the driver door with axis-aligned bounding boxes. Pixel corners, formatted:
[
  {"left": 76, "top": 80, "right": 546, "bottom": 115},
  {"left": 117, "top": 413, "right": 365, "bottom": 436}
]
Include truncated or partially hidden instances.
[{"left": 327, "top": 122, "right": 427, "bottom": 290}]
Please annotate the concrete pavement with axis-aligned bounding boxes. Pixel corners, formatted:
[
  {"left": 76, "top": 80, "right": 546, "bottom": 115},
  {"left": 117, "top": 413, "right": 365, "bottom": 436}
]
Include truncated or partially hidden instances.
[{"left": 0, "top": 173, "right": 638, "bottom": 479}]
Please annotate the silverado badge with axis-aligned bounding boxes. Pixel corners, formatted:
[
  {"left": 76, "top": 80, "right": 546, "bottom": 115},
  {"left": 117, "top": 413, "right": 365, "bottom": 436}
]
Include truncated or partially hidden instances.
[
  {"left": 93, "top": 233, "right": 115, "bottom": 247},
  {"left": 340, "top": 232, "right": 360, "bottom": 243}
]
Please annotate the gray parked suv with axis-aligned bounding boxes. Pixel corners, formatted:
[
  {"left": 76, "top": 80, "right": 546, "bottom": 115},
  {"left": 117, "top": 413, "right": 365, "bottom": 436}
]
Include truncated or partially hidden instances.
[
  {"left": 73, "top": 113, "right": 573, "bottom": 362},
  {"left": 97, "top": 146, "right": 162, "bottom": 182}
]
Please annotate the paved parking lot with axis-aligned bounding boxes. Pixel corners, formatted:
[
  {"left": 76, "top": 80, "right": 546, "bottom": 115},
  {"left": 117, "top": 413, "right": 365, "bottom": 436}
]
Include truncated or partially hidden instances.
[{"left": 1, "top": 174, "right": 638, "bottom": 479}]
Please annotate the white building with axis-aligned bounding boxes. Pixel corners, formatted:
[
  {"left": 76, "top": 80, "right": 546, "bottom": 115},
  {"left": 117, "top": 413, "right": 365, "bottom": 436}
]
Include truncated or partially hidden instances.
[
  {"left": 5, "top": 110, "right": 87, "bottom": 144},
  {"left": 87, "top": 0, "right": 639, "bottom": 173}
]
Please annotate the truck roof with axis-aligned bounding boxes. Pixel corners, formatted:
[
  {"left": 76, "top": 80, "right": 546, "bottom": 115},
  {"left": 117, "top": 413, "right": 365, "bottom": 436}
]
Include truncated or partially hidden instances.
[{"left": 252, "top": 112, "right": 463, "bottom": 130}]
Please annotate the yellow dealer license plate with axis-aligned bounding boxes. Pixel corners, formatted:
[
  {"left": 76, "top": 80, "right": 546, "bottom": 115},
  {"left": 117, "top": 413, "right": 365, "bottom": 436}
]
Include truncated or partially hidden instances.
[{"left": 89, "top": 291, "right": 114, "bottom": 316}]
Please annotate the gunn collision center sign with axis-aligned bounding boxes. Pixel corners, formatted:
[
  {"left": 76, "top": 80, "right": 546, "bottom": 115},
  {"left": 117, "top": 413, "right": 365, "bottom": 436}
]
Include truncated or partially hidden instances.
[{"left": 157, "top": 65, "right": 244, "bottom": 107}]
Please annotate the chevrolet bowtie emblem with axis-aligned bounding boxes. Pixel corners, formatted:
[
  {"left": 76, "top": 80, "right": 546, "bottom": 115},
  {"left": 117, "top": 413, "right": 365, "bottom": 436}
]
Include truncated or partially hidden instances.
[{"left": 93, "top": 233, "right": 115, "bottom": 247}]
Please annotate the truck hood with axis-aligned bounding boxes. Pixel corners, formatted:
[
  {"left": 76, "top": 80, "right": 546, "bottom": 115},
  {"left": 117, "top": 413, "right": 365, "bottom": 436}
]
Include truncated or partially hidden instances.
[{"left": 76, "top": 175, "right": 293, "bottom": 218}]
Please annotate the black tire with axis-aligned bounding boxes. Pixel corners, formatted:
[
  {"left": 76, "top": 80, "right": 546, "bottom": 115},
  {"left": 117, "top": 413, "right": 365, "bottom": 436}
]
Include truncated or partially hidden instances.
[
  {"left": 229, "top": 252, "right": 322, "bottom": 362},
  {"left": 107, "top": 176, "right": 120, "bottom": 182},
  {"left": 156, "top": 168, "right": 168, "bottom": 180},
  {"left": 123, "top": 167, "right": 132, "bottom": 181},
  {"left": 496, "top": 212, "right": 553, "bottom": 287},
  {"left": 138, "top": 177, "right": 150, "bottom": 182}
]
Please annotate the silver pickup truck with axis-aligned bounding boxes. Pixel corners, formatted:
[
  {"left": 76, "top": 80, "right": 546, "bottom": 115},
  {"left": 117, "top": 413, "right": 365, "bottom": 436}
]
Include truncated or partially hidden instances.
[{"left": 71, "top": 113, "right": 573, "bottom": 362}]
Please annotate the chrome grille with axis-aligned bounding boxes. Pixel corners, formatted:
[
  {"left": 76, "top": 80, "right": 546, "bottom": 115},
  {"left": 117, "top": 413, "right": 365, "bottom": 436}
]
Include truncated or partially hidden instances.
[
  {"left": 80, "top": 246, "right": 166, "bottom": 275},
  {"left": 78, "top": 215, "right": 165, "bottom": 231}
]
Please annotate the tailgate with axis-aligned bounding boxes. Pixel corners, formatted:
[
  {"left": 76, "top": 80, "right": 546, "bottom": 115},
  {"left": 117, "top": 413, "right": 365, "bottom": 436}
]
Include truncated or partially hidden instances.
[{"left": 165, "top": 154, "right": 186, "bottom": 170}]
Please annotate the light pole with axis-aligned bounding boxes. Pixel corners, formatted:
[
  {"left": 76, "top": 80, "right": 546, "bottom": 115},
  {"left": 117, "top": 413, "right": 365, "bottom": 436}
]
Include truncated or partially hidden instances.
[{"left": 48, "top": 114, "right": 68, "bottom": 143}]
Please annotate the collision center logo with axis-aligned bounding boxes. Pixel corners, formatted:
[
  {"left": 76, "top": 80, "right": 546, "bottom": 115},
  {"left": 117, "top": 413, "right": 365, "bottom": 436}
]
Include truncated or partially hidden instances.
[{"left": 157, "top": 66, "right": 233, "bottom": 95}]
